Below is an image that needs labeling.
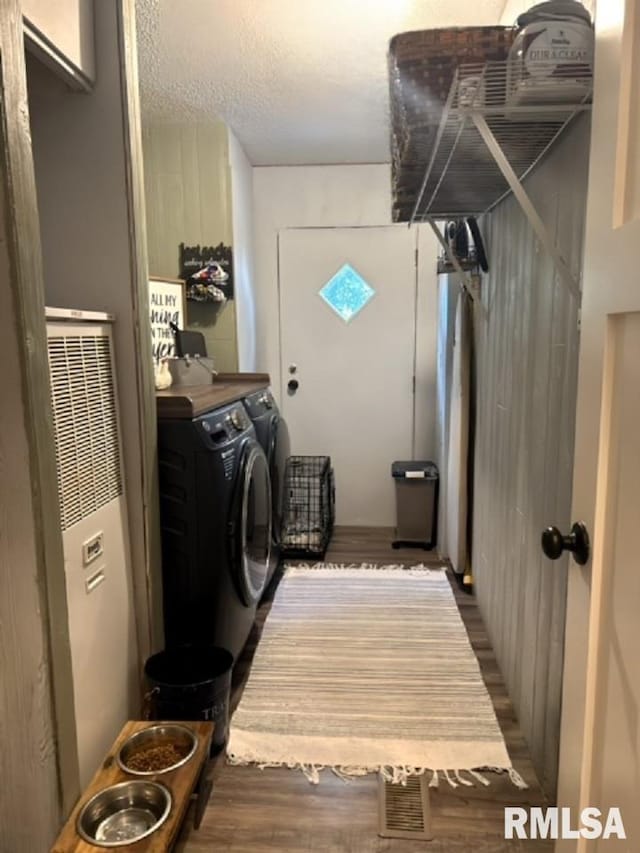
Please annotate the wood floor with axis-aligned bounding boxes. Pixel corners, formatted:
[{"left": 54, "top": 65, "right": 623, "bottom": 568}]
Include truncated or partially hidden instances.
[{"left": 176, "top": 527, "right": 552, "bottom": 852}]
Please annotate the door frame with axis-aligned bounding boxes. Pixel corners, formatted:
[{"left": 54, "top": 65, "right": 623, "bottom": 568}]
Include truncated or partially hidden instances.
[
  {"left": 0, "top": 0, "right": 79, "bottom": 821},
  {"left": 0, "top": 0, "right": 159, "bottom": 833},
  {"left": 555, "top": 1, "right": 640, "bottom": 846}
]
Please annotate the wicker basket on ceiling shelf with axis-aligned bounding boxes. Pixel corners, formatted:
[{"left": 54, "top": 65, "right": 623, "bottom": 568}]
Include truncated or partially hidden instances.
[{"left": 388, "top": 27, "right": 515, "bottom": 222}]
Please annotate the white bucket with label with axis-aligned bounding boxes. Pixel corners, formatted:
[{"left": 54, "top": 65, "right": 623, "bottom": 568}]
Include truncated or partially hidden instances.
[{"left": 506, "top": 0, "right": 593, "bottom": 118}]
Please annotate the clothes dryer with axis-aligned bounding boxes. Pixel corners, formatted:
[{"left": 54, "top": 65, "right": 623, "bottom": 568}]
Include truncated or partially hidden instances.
[{"left": 157, "top": 401, "right": 271, "bottom": 659}]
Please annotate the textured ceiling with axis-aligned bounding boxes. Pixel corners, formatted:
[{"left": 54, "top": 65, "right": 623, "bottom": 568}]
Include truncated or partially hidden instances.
[{"left": 136, "top": 0, "right": 508, "bottom": 166}]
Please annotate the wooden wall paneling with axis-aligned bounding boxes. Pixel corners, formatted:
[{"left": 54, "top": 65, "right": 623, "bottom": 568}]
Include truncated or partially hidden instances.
[
  {"left": 510, "top": 208, "right": 533, "bottom": 710},
  {"left": 494, "top": 215, "right": 510, "bottom": 682},
  {"left": 196, "top": 123, "right": 233, "bottom": 247},
  {"left": 500, "top": 219, "right": 515, "bottom": 670},
  {"left": 502, "top": 215, "right": 521, "bottom": 682},
  {"left": 496, "top": 235, "right": 512, "bottom": 666},
  {"left": 181, "top": 125, "right": 202, "bottom": 242},
  {"left": 472, "top": 115, "right": 590, "bottom": 798},
  {"left": 0, "top": 0, "right": 79, "bottom": 845},
  {"left": 525, "top": 164, "right": 559, "bottom": 770},
  {"left": 484, "top": 238, "right": 500, "bottom": 643},
  {"left": 477, "top": 234, "right": 500, "bottom": 651},
  {"left": 542, "top": 187, "right": 582, "bottom": 792},
  {"left": 517, "top": 225, "right": 553, "bottom": 755},
  {"left": 145, "top": 123, "right": 183, "bottom": 276},
  {"left": 157, "top": 174, "right": 185, "bottom": 276},
  {"left": 142, "top": 127, "right": 162, "bottom": 275},
  {"left": 142, "top": 121, "right": 238, "bottom": 370},
  {"left": 537, "top": 131, "right": 582, "bottom": 791},
  {"left": 529, "top": 217, "right": 552, "bottom": 740},
  {"left": 118, "top": 0, "right": 165, "bottom": 654}
]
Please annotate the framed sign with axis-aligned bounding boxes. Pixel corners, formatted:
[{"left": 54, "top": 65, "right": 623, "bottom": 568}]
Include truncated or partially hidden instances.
[
  {"left": 149, "top": 276, "right": 186, "bottom": 360},
  {"left": 179, "top": 242, "right": 234, "bottom": 300}
]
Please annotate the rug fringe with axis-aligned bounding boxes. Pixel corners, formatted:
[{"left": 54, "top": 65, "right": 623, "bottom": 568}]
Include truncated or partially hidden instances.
[
  {"left": 468, "top": 768, "right": 491, "bottom": 786},
  {"left": 285, "top": 561, "right": 446, "bottom": 573},
  {"left": 508, "top": 768, "right": 529, "bottom": 789},
  {"left": 443, "top": 769, "right": 458, "bottom": 788},
  {"left": 227, "top": 755, "right": 528, "bottom": 789},
  {"left": 454, "top": 770, "right": 474, "bottom": 787}
]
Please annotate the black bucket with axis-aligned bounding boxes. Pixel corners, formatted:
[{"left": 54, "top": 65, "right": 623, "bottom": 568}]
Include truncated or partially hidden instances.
[{"left": 144, "top": 646, "right": 233, "bottom": 755}]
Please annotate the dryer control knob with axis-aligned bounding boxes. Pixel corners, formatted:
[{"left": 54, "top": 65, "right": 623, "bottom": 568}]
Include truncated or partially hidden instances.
[{"left": 230, "top": 410, "right": 244, "bottom": 430}]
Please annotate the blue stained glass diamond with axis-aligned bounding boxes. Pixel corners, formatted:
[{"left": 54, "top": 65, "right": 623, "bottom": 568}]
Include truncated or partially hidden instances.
[{"left": 318, "top": 264, "right": 375, "bottom": 323}]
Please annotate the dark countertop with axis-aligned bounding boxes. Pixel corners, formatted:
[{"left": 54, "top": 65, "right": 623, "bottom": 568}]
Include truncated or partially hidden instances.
[{"left": 156, "top": 373, "right": 270, "bottom": 419}]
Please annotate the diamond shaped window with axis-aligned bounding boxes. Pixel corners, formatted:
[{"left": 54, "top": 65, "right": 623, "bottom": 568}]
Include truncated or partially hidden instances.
[{"left": 318, "top": 264, "right": 375, "bottom": 323}]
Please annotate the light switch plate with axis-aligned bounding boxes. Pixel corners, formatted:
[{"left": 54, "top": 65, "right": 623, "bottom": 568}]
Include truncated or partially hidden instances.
[{"left": 82, "top": 532, "right": 104, "bottom": 566}]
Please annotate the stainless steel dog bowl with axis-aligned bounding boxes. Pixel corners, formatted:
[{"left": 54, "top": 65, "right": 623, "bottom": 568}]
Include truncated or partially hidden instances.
[
  {"left": 77, "top": 780, "right": 171, "bottom": 847},
  {"left": 116, "top": 723, "right": 198, "bottom": 776}
]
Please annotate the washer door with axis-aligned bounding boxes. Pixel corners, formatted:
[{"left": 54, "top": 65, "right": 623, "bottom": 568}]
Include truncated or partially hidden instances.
[
  {"left": 265, "top": 413, "right": 278, "bottom": 466},
  {"left": 231, "top": 441, "right": 272, "bottom": 606}
]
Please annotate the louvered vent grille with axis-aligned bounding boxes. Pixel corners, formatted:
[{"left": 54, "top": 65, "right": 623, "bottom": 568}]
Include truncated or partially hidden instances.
[
  {"left": 378, "top": 775, "right": 432, "bottom": 840},
  {"left": 48, "top": 334, "right": 122, "bottom": 530}
]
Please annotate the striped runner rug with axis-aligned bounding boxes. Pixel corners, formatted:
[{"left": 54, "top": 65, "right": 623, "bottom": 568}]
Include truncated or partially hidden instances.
[{"left": 228, "top": 564, "right": 525, "bottom": 788}]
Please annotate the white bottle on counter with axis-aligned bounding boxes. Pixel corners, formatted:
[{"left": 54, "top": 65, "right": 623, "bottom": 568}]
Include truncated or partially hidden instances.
[{"left": 155, "top": 358, "right": 173, "bottom": 390}]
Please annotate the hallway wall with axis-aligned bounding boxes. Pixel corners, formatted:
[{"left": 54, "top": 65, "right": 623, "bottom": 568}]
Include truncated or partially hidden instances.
[{"left": 472, "top": 115, "right": 591, "bottom": 797}]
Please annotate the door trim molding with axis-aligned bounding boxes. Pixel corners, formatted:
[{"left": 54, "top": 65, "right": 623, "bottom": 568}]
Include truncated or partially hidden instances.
[
  {"left": 0, "top": 0, "right": 79, "bottom": 816},
  {"left": 117, "top": 0, "right": 164, "bottom": 657}
]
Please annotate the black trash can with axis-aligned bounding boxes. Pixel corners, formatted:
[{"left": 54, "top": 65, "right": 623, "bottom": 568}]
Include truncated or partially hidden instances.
[
  {"left": 391, "top": 461, "right": 439, "bottom": 550},
  {"left": 144, "top": 646, "right": 233, "bottom": 756}
]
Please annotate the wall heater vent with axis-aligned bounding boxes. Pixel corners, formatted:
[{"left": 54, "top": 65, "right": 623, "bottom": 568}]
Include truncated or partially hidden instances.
[{"left": 48, "top": 333, "right": 122, "bottom": 530}]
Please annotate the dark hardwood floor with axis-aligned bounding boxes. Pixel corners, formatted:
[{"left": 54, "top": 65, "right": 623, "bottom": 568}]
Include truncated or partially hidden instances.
[{"left": 177, "top": 527, "right": 551, "bottom": 852}]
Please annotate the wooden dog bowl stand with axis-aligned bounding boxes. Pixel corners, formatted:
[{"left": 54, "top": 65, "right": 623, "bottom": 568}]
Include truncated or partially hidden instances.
[{"left": 51, "top": 720, "right": 214, "bottom": 852}]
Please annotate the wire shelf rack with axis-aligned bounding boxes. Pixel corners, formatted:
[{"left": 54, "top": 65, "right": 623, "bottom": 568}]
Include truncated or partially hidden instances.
[{"left": 410, "top": 60, "right": 593, "bottom": 223}]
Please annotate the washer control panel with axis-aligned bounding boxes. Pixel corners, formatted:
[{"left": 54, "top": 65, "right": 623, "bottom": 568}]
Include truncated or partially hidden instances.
[
  {"left": 245, "top": 387, "right": 276, "bottom": 417},
  {"left": 198, "top": 402, "right": 249, "bottom": 446}
]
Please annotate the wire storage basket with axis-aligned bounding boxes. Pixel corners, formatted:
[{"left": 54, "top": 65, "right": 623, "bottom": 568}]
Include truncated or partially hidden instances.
[{"left": 280, "top": 456, "right": 335, "bottom": 558}]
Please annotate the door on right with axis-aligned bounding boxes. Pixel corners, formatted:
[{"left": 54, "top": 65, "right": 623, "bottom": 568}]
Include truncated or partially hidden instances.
[{"left": 555, "top": 1, "right": 640, "bottom": 849}]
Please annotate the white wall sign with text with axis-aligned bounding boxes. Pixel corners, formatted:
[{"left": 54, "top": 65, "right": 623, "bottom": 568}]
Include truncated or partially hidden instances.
[{"left": 149, "top": 277, "right": 186, "bottom": 361}]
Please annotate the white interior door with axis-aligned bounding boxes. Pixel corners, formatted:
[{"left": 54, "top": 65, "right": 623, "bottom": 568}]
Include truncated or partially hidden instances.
[
  {"left": 278, "top": 226, "right": 418, "bottom": 526},
  {"left": 556, "top": 1, "right": 640, "bottom": 849}
]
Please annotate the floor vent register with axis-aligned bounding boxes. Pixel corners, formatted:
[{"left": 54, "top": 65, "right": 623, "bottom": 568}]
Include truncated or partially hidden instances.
[{"left": 378, "top": 774, "right": 433, "bottom": 840}]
